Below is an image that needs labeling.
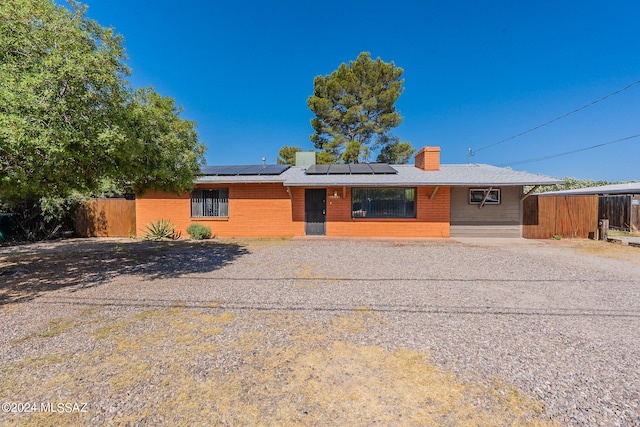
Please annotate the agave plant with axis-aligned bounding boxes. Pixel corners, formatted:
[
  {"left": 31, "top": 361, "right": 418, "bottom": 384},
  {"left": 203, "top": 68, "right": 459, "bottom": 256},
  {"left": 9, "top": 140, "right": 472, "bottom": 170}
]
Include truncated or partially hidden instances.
[{"left": 142, "top": 219, "right": 180, "bottom": 240}]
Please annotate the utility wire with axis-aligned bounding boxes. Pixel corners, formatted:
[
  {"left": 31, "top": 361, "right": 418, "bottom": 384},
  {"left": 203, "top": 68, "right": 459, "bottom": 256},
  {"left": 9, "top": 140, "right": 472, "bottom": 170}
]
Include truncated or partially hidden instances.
[
  {"left": 471, "top": 79, "right": 640, "bottom": 154},
  {"left": 498, "top": 133, "right": 640, "bottom": 167}
]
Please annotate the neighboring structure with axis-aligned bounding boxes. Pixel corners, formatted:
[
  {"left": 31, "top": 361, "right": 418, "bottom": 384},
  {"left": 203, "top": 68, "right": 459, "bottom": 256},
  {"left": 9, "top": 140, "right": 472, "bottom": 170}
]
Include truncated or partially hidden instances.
[
  {"left": 542, "top": 183, "right": 640, "bottom": 233},
  {"left": 136, "top": 147, "right": 562, "bottom": 238},
  {"left": 541, "top": 182, "right": 640, "bottom": 196}
]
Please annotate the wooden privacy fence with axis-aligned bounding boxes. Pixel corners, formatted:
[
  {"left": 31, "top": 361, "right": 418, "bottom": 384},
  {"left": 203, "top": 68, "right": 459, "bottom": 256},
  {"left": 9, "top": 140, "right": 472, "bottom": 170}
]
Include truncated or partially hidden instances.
[
  {"left": 523, "top": 195, "right": 598, "bottom": 239},
  {"left": 599, "top": 195, "right": 640, "bottom": 233},
  {"left": 76, "top": 198, "right": 136, "bottom": 237}
]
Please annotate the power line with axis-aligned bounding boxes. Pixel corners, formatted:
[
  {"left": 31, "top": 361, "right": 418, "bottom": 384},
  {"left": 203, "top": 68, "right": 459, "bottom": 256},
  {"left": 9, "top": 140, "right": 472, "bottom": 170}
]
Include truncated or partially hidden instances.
[
  {"left": 471, "top": 78, "right": 640, "bottom": 155},
  {"left": 498, "top": 133, "right": 640, "bottom": 167}
]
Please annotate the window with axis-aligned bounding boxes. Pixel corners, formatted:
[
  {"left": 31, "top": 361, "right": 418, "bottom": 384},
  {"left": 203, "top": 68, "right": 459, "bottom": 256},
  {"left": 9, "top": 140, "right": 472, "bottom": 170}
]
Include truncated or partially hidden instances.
[
  {"left": 469, "top": 188, "right": 500, "bottom": 205},
  {"left": 352, "top": 188, "right": 416, "bottom": 218},
  {"left": 191, "top": 189, "right": 229, "bottom": 217}
]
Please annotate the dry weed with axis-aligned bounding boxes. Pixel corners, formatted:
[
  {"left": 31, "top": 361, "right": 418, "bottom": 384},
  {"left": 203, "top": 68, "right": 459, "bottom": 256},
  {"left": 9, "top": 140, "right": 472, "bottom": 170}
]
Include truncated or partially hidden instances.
[
  {"left": 563, "top": 238, "right": 640, "bottom": 264},
  {"left": 1, "top": 304, "right": 560, "bottom": 426}
]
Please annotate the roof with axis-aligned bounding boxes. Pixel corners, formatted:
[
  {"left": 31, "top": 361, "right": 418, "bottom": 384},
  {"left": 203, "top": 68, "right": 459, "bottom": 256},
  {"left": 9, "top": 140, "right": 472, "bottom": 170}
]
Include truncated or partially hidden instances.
[
  {"left": 200, "top": 164, "right": 290, "bottom": 176},
  {"left": 540, "top": 182, "right": 640, "bottom": 195},
  {"left": 283, "top": 164, "right": 562, "bottom": 187},
  {"left": 196, "top": 163, "right": 563, "bottom": 187},
  {"left": 196, "top": 164, "right": 291, "bottom": 184},
  {"left": 305, "top": 163, "right": 397, "bottom": 175}
]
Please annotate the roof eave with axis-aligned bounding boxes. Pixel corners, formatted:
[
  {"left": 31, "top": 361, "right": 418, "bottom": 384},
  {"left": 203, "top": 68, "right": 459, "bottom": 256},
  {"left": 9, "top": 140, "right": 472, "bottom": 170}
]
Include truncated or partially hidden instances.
[{"left": 283, "top": 181, "right": 564, "bottom": 187}]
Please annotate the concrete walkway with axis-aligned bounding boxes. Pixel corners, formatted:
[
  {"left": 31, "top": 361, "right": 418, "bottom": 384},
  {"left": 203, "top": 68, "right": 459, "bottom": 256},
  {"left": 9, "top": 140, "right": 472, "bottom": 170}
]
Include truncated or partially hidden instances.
[{"left": 608, "top": 235, "right": 640, "bottom": 247}]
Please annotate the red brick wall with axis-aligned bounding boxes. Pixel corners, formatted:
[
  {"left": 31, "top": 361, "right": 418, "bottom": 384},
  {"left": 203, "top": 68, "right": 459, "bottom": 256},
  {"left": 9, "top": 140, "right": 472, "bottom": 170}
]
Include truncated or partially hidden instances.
[
  {"left": 137, "top": 184, "right": 451, "bottom": 238},
  {"left": 136, "top": 191, "right": 192, "bottom": 237},
  {"left": 136, "top": 184, "right": 303, "bottom": 238},
  {"left": 321, "top": 186, "right": 450, "bottom": 237}
]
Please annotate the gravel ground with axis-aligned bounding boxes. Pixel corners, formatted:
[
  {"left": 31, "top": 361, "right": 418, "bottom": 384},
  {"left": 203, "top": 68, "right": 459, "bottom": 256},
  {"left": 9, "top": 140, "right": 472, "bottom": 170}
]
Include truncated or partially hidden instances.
[{"left": 1, "top": 237, "right": 639, "bottom": 426}]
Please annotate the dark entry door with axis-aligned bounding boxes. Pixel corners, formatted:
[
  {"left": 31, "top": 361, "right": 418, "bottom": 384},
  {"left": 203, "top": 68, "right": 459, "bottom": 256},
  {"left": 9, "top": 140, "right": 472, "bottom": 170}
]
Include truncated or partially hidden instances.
[{"left": 305, "top": 189, "right": 326, "bottom": 235}]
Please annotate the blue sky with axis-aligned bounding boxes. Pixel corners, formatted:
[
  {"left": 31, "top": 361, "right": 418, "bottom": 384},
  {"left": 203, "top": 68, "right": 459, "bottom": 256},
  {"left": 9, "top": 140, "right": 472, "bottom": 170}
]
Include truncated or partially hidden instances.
[{"left": 75, "top": 0, "right": 638, "bottom": 181}]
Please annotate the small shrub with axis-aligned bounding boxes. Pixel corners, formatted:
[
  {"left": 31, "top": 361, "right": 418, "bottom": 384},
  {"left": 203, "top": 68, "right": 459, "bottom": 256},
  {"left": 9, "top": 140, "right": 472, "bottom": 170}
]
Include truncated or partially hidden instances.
[
  {"left": 186, "top": 223, "right": 211, "bottom": 240},
  {"left": 142, "top": 219, "right": 180, "bottom": 240},
  {"left": 552, "top": 234, "right": 562, "bottom": 240}
]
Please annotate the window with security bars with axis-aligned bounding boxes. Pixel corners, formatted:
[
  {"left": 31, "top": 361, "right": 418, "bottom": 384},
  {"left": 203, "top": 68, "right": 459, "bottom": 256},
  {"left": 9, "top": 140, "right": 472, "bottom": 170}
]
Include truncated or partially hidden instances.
[
  {"left": 191, "top": 189, "right": 229, "bottom": 217},
  {"left": 352, "top": 188, "right": 416, "bottom": 218}
]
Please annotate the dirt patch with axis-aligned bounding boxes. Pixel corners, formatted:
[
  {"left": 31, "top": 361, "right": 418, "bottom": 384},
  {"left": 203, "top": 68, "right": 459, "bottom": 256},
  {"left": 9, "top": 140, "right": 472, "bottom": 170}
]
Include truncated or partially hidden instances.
[
  {"left": 549, "top": 238, "right": 640, "bottom": 265},
  {"left": 1, "top": 304, "right": 559, "bottom": 426},
  {"left": 3, "top": 237, "right": 638, "bottom": 426}
]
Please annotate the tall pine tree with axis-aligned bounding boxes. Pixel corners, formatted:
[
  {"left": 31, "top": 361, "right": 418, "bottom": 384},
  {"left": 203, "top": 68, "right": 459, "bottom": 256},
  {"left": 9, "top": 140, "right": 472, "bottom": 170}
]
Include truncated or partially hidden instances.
[{"left": 307, "top": 52, "right": 414, "bottom": 164}]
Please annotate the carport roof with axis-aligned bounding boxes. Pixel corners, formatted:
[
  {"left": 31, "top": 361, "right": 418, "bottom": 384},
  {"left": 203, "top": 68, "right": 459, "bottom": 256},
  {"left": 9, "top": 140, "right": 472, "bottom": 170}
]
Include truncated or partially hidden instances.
[
  {"left": 540, "top": 182, "right": 640, "bottom": 195},
  {"left": 195, "top": 163, "right": 562, "bottom": 186}
]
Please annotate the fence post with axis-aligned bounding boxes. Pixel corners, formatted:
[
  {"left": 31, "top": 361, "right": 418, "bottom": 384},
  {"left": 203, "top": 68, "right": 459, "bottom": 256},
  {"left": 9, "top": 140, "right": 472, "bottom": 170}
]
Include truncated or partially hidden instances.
[{"left": 598, "top": 219, "right": 609, "bottom": 241}]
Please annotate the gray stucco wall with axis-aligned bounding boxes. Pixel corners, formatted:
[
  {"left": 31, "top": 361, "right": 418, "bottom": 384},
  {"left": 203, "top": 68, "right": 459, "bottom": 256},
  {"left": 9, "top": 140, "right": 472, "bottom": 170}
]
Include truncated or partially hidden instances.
[{"left": 450, "top": 186, "right": 523, "bottom": 237}]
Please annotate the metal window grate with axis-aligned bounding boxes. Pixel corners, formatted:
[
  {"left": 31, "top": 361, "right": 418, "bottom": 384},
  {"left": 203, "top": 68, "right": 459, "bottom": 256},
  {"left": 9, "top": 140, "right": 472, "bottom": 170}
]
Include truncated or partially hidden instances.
[
  {"left": 352, "top": 188, "right": 416, "bottom": 218},
  {"left": 192, "top": 189, "right": 229, "bottom": 217}
]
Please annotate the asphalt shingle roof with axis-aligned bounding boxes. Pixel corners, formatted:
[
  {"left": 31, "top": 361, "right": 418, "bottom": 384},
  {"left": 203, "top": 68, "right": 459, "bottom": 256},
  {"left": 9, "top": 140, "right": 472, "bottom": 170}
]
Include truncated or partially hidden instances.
[{"left": 196, "top": 164, "right": 563, "bottom": 187}]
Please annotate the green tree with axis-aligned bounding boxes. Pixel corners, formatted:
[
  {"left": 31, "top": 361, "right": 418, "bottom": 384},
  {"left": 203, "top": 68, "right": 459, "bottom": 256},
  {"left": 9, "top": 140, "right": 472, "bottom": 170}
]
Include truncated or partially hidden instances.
[
  {"left": 376, "top": 137, "right": 415, "bottom": 164},
  {"left": 119, "top": 88, "right": 205, "bottom": 194},
  {"left": 307, "top": 52, "right": 413, "bottom": 164},
  {"left": 276, "top": 146, "right": 337, "bottom": 165},
  {"left": 276, "top": 146, "right": 303, "bottom": 165},
  {"left": 0, "top": 0, "right": 205, "bottom": 203}
]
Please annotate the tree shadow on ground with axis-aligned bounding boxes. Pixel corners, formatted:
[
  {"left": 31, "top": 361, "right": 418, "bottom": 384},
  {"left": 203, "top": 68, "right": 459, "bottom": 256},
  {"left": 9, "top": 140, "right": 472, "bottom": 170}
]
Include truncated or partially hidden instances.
[{"left": 0, "top": 239, "right": 249, "bottom": 305}]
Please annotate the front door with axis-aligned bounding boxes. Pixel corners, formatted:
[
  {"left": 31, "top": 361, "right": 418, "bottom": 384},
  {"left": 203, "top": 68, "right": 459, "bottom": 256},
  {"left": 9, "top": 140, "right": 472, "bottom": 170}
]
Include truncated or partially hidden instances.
[{"left": 305, "top": 189, "right": 326, "bottom": 235}]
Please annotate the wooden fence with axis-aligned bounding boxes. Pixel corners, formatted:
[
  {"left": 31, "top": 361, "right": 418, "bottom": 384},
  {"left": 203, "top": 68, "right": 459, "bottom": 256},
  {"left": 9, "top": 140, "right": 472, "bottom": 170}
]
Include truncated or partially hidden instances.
[
  {"left": 76, "top": 198, "right": 136, "bottom": 237},
  {"left": 634, "top": 197, "right": 640, "bottom": 233},
  {"left": 598, "top": 195, "right": 640, "bottom": 233},
  {"left": 523, "top": 195, "right": 598, "bottom": 239}
]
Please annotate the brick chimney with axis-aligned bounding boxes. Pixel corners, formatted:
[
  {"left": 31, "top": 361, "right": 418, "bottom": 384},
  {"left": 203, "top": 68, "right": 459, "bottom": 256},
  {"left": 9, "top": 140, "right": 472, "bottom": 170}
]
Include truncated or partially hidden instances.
[{"left": 414, "top": 146, "right": 440, "bottom": 171}]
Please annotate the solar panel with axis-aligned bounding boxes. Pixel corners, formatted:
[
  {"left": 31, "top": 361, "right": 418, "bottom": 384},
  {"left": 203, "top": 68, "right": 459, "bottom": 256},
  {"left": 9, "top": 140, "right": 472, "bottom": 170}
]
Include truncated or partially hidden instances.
[
  {"left": 369, "top": 163, "right": 398, "bottom": 174},
  {"left": 305, "top": 165, "right": 330, "bottom": 174},
  {"left": 349, "top": 164, "right": 375, "bottom": 174},
  {"left": 200, "top": 166, "right": 225, "bottom": 175},
  {"left": 200, "top": 164, "right": 291, "bottom": 176},
  {"left": 258, "top": 164, "right": 291, "bottom": 175},
  {"left": 303, "top": 163, "right": 398, "bottom": 175},
  {"left": 202, "top": 166, "right": 243, "bottom": 175},
  {"left": 328, "top": 164, "right": 350, "bottom": 174},
  {"left": 236, "top": 165, "right": 266, "bottom": 175}
]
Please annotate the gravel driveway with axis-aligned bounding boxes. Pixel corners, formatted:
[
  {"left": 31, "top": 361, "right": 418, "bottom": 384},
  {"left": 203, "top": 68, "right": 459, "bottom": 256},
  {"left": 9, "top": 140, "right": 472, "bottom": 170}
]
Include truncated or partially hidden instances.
[{"left": 1, "top": 237, "right": 639, "bottom": 426}]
